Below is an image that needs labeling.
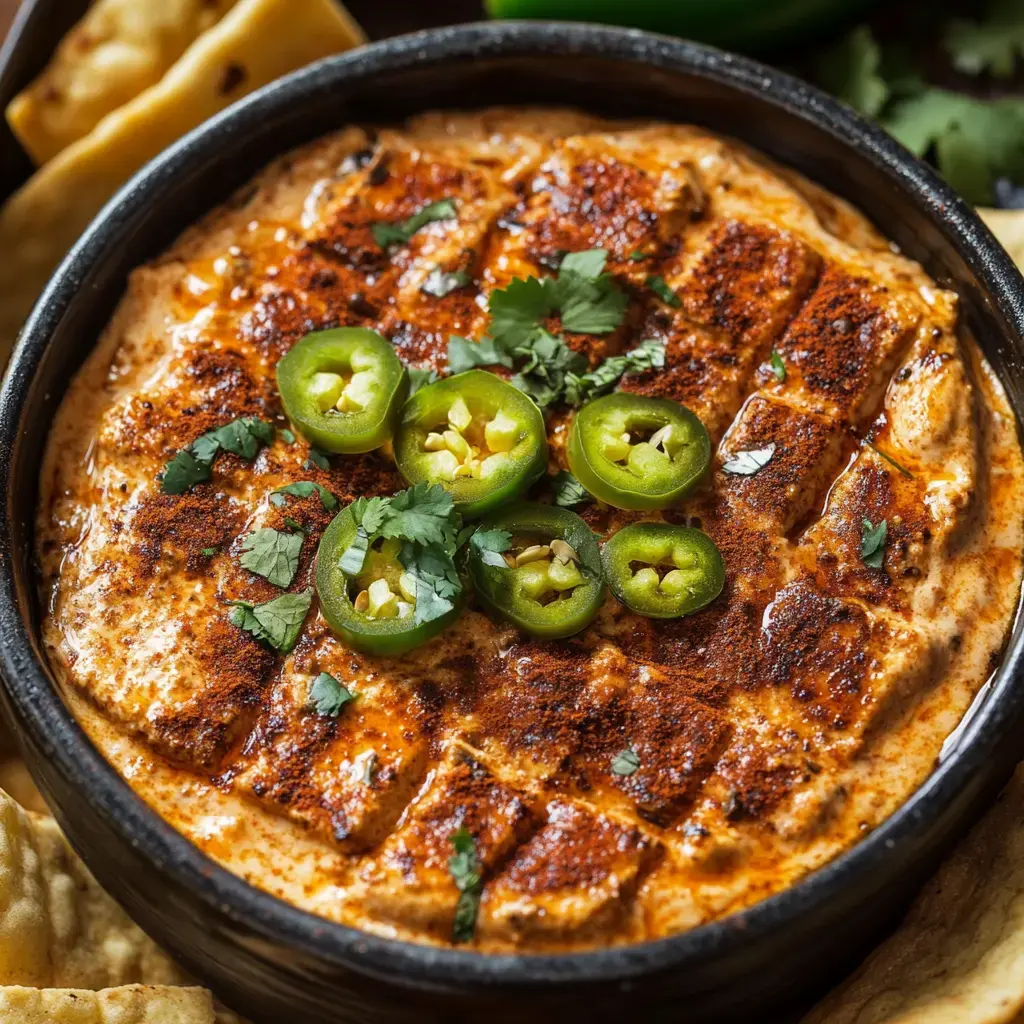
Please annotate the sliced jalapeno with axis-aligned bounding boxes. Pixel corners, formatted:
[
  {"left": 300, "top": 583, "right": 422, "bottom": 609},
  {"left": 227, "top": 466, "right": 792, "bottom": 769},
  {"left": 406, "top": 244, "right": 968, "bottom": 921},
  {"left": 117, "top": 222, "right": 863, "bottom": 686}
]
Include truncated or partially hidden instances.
[
  {"left": 602, "top": 523, "right": 724, "bottom": 618},
  {"left": 467, "top": 503, "right": 604, "bottom": 639},
  {"left": 277, "top": 328, "right": 408, "bottom": 454},
  {"left": 316, "top": 507, "right": 460, "bottom": 655},
  {"left": 394, "top": 370, "right": 547, "bottom": 518},
  {"left": 567, "top": 393, "right": 710, "bottom": 510}
]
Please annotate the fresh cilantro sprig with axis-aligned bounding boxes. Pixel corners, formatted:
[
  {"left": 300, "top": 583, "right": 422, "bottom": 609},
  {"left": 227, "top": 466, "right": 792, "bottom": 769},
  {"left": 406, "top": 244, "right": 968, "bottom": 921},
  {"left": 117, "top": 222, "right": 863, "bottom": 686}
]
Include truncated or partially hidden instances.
[
  {"left": 469, "top": 527, "right": 512, "bottom": 568},
  {"left": 445, "top": 249, "right": 629, "bottom": 409},
  {"left": 563, "top": 339, "right": 666, "bottom": 406},
  {"left": 422, "top": 268, "right": 471, "bottom": 298},
  {"left": 449, "top": 827, "right": 482, "bottom": 944},
  {"left": 160, "top": 417, "right": 273, "bottom": 494},
  {"left": 408, "top": 367, "right": 440, "bottom": 395},
  {"left": 372, "top": 199, "right": 457, "bottom": 249},
  {"left": 770, "top": 350, "right": 786, "bottom": 383},
  {"left": 239, "top": 527, "right": 303, "bottom": 588},
  {"left": 229, "top": 590, "right": 312, "bottom": 653},
  {"left": 611, "top": 746, "right": 640, "bottom": 777},
  {"left": 814, "top": 21, "right": 1024, "bottom": 204},
  {"left": 308, "top": 672, "right": 356, "bottom": 717},
  {"left": 645, "top": 275, "right": 680, "bottom": 308},
  {"left": 337, "top": 484, "right": 464, "bottom": 627}
]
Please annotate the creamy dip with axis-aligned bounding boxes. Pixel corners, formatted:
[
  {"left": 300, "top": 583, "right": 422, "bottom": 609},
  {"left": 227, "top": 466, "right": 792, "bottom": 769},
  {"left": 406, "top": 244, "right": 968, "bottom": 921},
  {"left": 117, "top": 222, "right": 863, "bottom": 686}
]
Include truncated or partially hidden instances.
[{"left": 37, "top": 109, "right": 1024, "bottom": 952}]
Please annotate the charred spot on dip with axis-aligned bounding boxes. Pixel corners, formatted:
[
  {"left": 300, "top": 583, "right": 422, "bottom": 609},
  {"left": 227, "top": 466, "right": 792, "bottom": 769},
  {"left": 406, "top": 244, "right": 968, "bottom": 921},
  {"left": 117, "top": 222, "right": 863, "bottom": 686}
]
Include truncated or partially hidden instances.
[
  {"left": 393, "top": 371, "right": 547, "bottom": 518},
  {"left": 276, "top": 328, "right": 407, "bottom": 454},
  {"left": 467, "top": 503, "right": 604, "bottom": 638},
  {"left": 567, "top": 393, "right": 711, "bottom": 510}
]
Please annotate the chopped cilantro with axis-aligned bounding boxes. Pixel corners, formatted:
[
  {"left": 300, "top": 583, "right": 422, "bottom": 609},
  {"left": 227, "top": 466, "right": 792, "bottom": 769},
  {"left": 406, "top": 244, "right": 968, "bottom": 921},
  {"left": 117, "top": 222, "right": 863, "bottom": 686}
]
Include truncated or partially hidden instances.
[
  {"left": 305, "top": 447, "right": 330, "bottom": 471},
  {"left": 239, "top": 527, "right": 303, "bottom": 589},
  {"left": 551, "top": 470, "right": 591, "bottom": 508},
  {"left": 200, "top": 546, "right": 219, "bottom": 558},
  {"left": 372, "top": 199, "right": 457, "bottom": 249},
  {"left": 722, "top": 444, "right": 776, "bottom": 476},
  {"left": 336, "top": 485, "right": 463, "bottom": 627},
  {"left": 611, "top": 747, "right": 640, "bottom": 777},
  {"left": 563, "top": 339, "right": 666, "bottom": 406},
  {"left": 627, "top": 250, "right": 648, "bottom": 262},
  {"left": 469, "top": 527, "right": 512, "bottom": 568},
  {"left": 229, "top": 590, "right": 312, "bottom": 653},
  {"left": 422, "top": 268, "right": 471, "bottom": 298},
  {"left": 770, "top": 349, "right": 786, "bottom": 383},
  {"left": 444, "top": 248, "right": 629, "bottom": 408},
  {"left": 278, "top": 428, "right": 296, "bottom": 445},
  {"left": 861, "top": 519, "right": 888, "bottom": 569},
  {"left": 408, "top": 367, "right": 440, "bottom": 395},
  {"left": 283, "top": 517, "right": 306, "bottom": 534},
  {"left": 272, "top": 481, "right": 338, "bottom": 511},
  {"left": 160, "top": 416, "right": 273, "bottom": 494},
  {"left": 449, "top": 827, "right": 482, "bottom": 944},
  {"left": 645, "top": 274, "right": 680, "bottom": 308},
  {"left": 308, "top": 672, "right": 355, "bottom": 717}
]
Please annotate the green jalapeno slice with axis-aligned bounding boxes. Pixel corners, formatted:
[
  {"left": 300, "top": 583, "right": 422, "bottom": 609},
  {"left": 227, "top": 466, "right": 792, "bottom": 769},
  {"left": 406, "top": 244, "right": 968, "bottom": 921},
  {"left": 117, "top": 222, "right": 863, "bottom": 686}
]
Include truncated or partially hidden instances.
[
  {"left": 276, "top": 328, "right": 408, "bottom": 454},
  {"left": 602, "top": 523, "right": 724, "bottom": 618},
  {"left": 316, "top": 507, "right": 460, "bottom": 655},
  {"left": 467, "top": 503, "right": 604, "bottom": 639},
  {"left": 393, "top": 370, "right": 547, "bottom": 518},
  {"left": 567, "top": 393, "right": 710, "bottom": 510}
]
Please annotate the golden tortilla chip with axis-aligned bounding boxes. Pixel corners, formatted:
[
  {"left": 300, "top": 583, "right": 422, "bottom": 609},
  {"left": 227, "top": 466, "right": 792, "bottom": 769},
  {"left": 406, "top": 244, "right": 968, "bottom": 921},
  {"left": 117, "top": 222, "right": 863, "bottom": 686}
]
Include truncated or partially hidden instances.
[
  {"left": 0, "top": 0, "right": 365, "bottom": 361},
  {"left": 0, "top": 790, "right": 184, "bottom": 989},
  {"left": 981, "top": 208, "right": 1024, "bottom": 273},
  {"left": 0, "top": 984, "right": 228, "bottom": 1023},
  {"left": 802, "top": 764, "right": 1024, "bottom": 1024},
  {"left": 6, "top": 0, "right": 240, "bottom": 166}
]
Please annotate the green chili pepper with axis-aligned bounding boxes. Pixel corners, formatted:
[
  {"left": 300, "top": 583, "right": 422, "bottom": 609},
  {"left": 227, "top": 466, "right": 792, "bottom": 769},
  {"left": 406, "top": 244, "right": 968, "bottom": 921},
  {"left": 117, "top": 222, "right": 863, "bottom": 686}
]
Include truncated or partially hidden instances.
[
  {"left": 602, "top": 523, "right": 724, "bottom": 619},
  {"left": 566, "top": 393, "right": 710, "bottom": 511},
  {"left": 393, "top": 370, "right": 547, "bottom": 518},
  {"left": 467, "top": 503, "right": 605, "bottom": 639},
  {"left": 276, "top": 328, "right": 408, "bottom": 454},
  {"left": 484, "top": 0, "right": 880, "bottom": 52},
  {"left": 316, "top": 508, "right": 461, "bottom": 655}
]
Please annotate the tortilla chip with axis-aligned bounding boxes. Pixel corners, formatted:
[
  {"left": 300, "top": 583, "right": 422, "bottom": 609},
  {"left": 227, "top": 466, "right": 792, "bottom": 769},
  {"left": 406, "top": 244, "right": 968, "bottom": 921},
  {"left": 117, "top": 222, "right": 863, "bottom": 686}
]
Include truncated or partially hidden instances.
[
  {"left": 6, "top": 0, "right": 240, "bottom": 166},
  {"left": 802, "top": 764, "right": 1024, "bottom": 1024},
  {"left": 981, "top": 208, "right": 1024, "bottom": 272},
  {"left": 0, "top": 790, "right": 184, "bottom": 989},
  {"left": 0, "top": 0, "right": 365, "bottom": 360},
  {"left": 0, "top": 985, "right": 223, "bottom": 1023}
]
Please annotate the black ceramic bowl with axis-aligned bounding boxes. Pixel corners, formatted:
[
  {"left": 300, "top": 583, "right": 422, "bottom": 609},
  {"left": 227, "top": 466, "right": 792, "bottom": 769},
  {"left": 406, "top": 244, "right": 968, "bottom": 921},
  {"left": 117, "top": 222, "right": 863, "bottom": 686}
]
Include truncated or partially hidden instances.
[{"left": 1, "top": 22, "right": 1023, "bottom": 1024}]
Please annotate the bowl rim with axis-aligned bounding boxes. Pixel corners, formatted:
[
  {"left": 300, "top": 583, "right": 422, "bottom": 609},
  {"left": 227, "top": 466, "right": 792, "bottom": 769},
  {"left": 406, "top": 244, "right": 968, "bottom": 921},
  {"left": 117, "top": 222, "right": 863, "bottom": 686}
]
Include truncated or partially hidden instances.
[{"left": 2, "top": 19, "right": 1023, "bottom": 991}]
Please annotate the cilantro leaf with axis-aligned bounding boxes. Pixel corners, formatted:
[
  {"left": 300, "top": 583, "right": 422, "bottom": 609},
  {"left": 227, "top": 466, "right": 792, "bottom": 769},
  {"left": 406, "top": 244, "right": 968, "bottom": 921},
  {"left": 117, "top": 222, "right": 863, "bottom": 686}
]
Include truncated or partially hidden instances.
[
  {"left": 229, "top": 590, "right": 312, "bottom": 653},
  {"left": 372, "top": 199, "right": 457, "bottom": 249},
  {"left": 645, "top": 274, "right": 681, "bottom": 309},
  {"left": 351, "top": 495, "right": 390, "bottom": 535},
  {"left": 469, "top": 527, "right": 512, "bottom": 568},
  {"left": 380, "top": 483, "right": 455, "bottom": 548},
  {"left": 308, "top": 672, "right": 355, "bottom": 717},
  {"left": 508, "top": 329, "right": 587, "bottom": 410},
  {"left": 770, "top": 349, "right": 786, "bottom": 383},
  {"left": 559, "top": 249, "right": 607, "bottom": 278},
  {"left": 861, "top": 518, "right": 888, "bottom": 569},
  {"left": 305, "top": 448, "right": 330, "bottom": 471},
  {"left": 160, "top": 417, "right": 273, "bottom": 495},
  {"left": 815, "top": 24, "right": 890, "bottom": 118},
  {"left": 490, "top": 276, "right": 555, "bottom": 348},
  {"left": 408, "top": 367, "right": 439, "bottom": 395},
  {"left": 278, "top": 428, "right": 296, "bottom": 445},
  {"left": 339, "top": 526, "right": 370, "bottom": 576},
  {"left": 200, "top": 546, "right": 219, "bottom": 558},
  {"left": 272, "top": 481, "right": 338, "bottom": 511},
  {"left": 945, "top": 0, "right": 1024, "bottom": 79},
  {"left": 449, "top": 827, "right": 482, "bottom": 944},
  {"left": 551, "top": 470, "right": 591, "bottom": 508},
  {"left": 556, "top": 250, "right": 629, "bottom": 333},
  {"left": 239, "top": 528, "right": 303, "bottom": 588},
  {"left": 611, "top": 747, "right": 640, "bottom": 777},
  {"left": 447, "top": 335, "right": 514, "bottom": 374},
  {"left": 563, "top": 339, "right": 666, "bottom": 406},
  {"left": 722, "top": 444, "right": 776, "bottom": 477},
  {"left": 422, "top": 268, "right": 471, "bottom": 298}
]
